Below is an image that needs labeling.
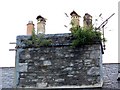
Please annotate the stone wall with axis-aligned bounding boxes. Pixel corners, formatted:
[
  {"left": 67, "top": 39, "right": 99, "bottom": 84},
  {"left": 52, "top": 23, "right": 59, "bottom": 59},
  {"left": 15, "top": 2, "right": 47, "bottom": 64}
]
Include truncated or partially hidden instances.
[{"left": 15, "top": 33, "right": 103, "bottom": 88}]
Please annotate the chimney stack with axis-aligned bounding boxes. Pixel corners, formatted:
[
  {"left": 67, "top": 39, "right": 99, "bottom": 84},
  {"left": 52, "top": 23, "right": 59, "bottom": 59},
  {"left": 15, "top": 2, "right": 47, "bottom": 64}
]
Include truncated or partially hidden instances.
[
  {"left": 70, "top": 10, "right": 81, "bottom": 27},
  {"left": 83, "top": 13, "right": 92, "bottom": 28},
  {"left": 36, "top": 15, "right": 46, "bottom": 34},
  {"left": 27, "top": 21, "right": 34, "bottom": 35}
]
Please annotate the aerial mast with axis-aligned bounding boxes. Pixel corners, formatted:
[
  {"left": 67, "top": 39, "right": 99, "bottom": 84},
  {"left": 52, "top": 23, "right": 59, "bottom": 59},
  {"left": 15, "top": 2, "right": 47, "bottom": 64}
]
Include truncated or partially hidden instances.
[{"left": 95, "top": 13, "right": 115, "bottom": 50}]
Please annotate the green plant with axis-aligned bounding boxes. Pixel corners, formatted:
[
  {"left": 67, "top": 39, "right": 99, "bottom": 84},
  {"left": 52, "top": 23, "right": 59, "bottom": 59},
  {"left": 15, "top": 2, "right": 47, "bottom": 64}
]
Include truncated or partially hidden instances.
[
  {"left": 24, "top": 30, "right": 52, "bottom": 47},
  {"left": 71, "top": 26, "right": 103, "bottom": 47}
]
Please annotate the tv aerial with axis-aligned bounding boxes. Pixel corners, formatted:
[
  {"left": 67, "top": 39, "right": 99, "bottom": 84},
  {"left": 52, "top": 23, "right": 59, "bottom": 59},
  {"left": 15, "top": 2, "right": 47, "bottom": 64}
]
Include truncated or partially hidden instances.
[{"left": 95, "top": 13, "right": 115, "bottom": 50}]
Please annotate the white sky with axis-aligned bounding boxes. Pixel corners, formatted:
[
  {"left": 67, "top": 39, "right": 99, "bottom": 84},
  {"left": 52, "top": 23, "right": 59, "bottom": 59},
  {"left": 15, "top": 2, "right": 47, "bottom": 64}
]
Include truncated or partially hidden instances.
[{"left": 0, "top": 0, "right": 118, "bottom": 67}]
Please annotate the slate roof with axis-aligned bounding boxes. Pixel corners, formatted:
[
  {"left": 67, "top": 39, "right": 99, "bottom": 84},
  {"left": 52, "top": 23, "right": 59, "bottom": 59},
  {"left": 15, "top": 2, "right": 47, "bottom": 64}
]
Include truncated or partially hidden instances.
[{"left": 0, "top": 63, "right": 120, "bottom": 89}]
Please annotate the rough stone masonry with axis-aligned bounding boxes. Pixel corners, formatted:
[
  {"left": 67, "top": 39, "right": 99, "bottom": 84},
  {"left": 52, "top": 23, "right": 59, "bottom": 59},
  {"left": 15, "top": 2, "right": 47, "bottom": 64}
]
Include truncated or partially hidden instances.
[{"left": 15, "top": 33, "right": 103, "bottom": 88}]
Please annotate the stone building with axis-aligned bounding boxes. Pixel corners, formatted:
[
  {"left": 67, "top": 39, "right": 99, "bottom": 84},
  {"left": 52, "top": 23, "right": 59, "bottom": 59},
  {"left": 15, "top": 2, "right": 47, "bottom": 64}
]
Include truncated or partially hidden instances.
[
  {"left": 1, "top": 13, "right": 119, "bottom": 90},
  {"left": 15, "top": 33, "right": 104, "bottom": 88},
  {"left": 1, "top": 63, "right": 120, "bottom": 89},
  {"left": 36, "top": 15, "right": 46, "bottom": 34}
]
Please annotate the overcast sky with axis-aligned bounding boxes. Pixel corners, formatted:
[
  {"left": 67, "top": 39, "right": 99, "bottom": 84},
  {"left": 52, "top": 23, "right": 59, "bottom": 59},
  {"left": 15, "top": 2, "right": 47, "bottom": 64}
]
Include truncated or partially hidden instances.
[{"left": 0, "top": 0, "right": 118, "bottom": 67}]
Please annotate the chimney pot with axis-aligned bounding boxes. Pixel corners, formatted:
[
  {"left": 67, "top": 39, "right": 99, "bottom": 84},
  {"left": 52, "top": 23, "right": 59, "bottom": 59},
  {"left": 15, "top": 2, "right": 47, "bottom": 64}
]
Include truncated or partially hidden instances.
[
  {"left": 28, "top": 21, "right": 33, "bottom": 24},
  {"left": 27, "top": 21, "right": 34, "bottom": 35},
  {"left": 36, "top": 15, "right": 46, "bottom": 34}
]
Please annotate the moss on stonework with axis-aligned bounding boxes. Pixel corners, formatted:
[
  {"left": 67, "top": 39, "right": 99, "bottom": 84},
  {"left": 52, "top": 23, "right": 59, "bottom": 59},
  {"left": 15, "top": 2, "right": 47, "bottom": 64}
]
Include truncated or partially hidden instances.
[
  {"left": 71, "top": 26, "right": 103, "bottom": 47},
  {"left": 23, "top": 30, "right": 52, "bottom": 47}
]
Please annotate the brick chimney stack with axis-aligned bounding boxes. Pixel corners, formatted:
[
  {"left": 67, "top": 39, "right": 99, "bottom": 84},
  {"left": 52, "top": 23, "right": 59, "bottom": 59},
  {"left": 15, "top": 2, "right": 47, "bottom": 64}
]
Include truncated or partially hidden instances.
[{"left": 27, "top": 21, "right": 34, "bottom": 35}]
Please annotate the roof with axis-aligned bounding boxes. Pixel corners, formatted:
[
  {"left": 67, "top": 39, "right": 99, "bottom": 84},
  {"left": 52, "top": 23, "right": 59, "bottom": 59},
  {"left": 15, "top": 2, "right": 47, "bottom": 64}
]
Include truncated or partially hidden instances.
[
  {"left": 36, "top": 15, "right": 46, "bottom": 22},
  {"left": 84, "top": 13, "right": 92, "bottom": 19},
  {"left": 85, "top": 13, "right": 92, "bottom": 17},
  {"left": 70, "top": 10, "right": 81, "bottom": 17},
  {"left": 102, "top": 63, "right": 120, "bottom": 89}
]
